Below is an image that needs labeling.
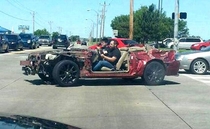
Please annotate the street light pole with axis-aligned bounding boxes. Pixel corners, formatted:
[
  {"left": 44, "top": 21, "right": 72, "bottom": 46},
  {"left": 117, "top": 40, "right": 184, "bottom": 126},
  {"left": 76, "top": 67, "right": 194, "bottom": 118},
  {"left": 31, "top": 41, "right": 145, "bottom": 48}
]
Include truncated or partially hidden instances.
[{"left": 87, "top": 9, "right": 99, "bottom": 42}]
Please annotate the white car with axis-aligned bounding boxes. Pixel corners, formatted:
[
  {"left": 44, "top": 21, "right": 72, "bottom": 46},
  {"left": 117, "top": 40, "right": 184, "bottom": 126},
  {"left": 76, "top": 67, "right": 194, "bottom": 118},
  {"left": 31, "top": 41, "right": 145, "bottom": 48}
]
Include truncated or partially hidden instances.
[{"left": 167, "top": 37, "right": 203, "bottom": 49}]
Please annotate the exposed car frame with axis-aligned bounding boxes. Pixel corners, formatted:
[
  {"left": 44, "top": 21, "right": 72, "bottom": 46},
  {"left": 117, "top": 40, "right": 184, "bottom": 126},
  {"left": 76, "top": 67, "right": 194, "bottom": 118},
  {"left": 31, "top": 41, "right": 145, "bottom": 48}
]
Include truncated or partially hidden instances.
[{"left": 20, "top": 47, "right": 179, "bottom": 86}]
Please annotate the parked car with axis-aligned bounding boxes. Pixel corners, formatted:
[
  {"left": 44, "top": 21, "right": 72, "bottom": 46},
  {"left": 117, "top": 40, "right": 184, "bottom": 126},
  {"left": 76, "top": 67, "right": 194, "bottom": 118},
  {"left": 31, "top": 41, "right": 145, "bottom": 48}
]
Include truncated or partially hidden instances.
[
  {"left": 175, "top": 46, "right": 210, "bottom": 74},
  {"left": 20, "top": 46, "right": 179, "bottom": 86},
  {"left": 52, "top": 34, "right": 70, "bottom": 49},
  {"left": 167, "top": 37, "right": 203, "bottom": 49},
  {"left": 38, "top": 35, "right": 52, "bottom": 46},
  {"left": 19, "top": 33, "right": 39, "bottom": 49},
  {"left": 190, "top": 41, "right": 210, "bottom": 50},
  {"left": 81, "top": 40, "right": 87, "bottom": 46},
  {"left": 0, "top": 34, "right": 9, "bottom": 52},
  {"left": 89, "top": 38, "right": 141, "bottom": 49},
  {"left": 5, "top": 34, "right": 24, "bottom": 50}
]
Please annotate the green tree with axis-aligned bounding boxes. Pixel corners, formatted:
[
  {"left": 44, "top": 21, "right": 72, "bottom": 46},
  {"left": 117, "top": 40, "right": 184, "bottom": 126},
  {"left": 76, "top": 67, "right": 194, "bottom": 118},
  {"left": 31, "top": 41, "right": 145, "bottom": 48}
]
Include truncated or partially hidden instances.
[
  {"left": 52, "top": 32, "right": 59, "bottom": 39},
  {"left": 34, "top": 29, "right": 50, "bottom": 36},
  {"left": 111, "top": 15, "right": 129, "bottom": 38},
  {"left": 110, "top": 4, "right": 189, "bottom": 43}
]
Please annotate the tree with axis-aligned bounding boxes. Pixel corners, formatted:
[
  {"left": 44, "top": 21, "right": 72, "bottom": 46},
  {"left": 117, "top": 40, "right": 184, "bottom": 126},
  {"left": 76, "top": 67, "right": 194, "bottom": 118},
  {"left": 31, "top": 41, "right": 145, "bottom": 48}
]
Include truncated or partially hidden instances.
[
  {"left": 52, "top": 32, "right": 59, "bottom": 39},
  {"left": 34, "top": 29, "right": 50, "bottom": 36},
  {"left": 111, "top": 15, "right": 129, "bottom": 38},
  {"left": 110, "top": 4, "right": 189, "bottom": 43}
]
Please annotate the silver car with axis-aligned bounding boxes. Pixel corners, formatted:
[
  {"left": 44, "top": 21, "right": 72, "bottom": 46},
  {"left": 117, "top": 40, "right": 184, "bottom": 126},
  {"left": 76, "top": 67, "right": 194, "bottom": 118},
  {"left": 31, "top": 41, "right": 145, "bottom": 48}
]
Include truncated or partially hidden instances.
[{"left": 175, "top": 46, "right": 210, "bottom": 74}]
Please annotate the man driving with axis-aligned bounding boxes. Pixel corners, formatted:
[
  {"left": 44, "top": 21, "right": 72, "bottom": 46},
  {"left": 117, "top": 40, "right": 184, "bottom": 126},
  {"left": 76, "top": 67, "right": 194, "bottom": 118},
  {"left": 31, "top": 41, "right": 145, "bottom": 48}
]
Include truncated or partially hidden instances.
[{"left": 93, "top": 40, "right": 121, "bottom": 71}]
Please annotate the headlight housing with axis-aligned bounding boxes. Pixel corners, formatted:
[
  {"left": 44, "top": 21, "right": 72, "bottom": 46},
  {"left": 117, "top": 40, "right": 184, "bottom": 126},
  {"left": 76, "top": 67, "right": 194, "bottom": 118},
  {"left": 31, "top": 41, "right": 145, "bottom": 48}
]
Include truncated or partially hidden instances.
[
  {"left": 176, "top": 55, "right": 184, "bottom": 61},
  {"left": 27, "top": 40, "right": 31, "bottom": 43}
]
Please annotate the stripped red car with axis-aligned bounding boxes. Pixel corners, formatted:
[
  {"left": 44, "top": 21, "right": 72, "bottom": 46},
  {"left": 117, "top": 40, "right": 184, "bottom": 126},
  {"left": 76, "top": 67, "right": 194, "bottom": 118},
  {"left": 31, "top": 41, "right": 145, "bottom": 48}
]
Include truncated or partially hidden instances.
[
  {"left": 20, "top": 46, "right": 179, "bottom": 86},
  {"left": 89, "top": 38, "right": 143, "bottom": 49},
  {"left": 191, "top": 41, "right": 210, "bottom": 50}
]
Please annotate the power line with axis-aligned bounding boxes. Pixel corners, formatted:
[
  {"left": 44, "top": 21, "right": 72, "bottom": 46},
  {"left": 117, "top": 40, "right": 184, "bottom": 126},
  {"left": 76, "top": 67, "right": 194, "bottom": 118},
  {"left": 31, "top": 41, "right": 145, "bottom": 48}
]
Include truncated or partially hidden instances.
[
  {"left": 12, "top": 0, "right": 34, "bottom": 12},
  {"left": 0, "top": 10, "right": 31, "bottom": 21},
  {"left": 5, "top": 0, "right": 25, "bottom": 12}
]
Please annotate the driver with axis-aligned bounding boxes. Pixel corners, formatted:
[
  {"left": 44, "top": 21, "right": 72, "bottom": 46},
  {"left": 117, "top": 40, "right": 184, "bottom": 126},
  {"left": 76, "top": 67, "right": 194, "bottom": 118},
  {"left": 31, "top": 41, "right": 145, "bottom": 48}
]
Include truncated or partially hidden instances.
[{"left": 93, "top": 40, "right": 121, "bottom": 71}]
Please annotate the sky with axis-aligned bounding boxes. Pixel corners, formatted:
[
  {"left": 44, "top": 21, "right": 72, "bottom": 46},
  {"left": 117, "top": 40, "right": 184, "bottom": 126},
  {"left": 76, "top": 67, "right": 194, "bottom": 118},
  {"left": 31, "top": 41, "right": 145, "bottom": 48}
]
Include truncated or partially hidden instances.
[{"left": 0, "top": 0, "right": 210, "bottom": 40}]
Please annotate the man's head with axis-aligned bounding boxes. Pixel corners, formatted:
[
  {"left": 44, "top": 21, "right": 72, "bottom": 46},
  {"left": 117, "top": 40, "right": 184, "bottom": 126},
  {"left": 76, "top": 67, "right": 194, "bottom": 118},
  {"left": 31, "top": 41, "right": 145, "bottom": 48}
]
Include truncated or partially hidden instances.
[
  {"left": 109, "top": 40, "right": 118, "bottom": 50},
  {"left": 101, "top": 37, "right": 108, "bottom": 47}
]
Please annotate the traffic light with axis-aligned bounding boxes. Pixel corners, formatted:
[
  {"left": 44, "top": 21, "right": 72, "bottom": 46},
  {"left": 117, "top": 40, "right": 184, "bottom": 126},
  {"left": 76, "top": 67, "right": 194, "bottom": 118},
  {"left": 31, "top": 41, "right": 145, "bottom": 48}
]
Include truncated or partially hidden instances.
[
  {"left": 180, "top": 12, "right": 187, "bottom": 19},
  {"left": 172, "top": 12, "right": 187, "bottom": 19}
]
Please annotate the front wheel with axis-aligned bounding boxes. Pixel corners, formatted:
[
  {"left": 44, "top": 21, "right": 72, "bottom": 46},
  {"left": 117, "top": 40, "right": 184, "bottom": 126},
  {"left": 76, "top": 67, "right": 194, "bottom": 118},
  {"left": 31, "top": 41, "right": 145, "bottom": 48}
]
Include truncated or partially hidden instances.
[
  {"left": 38, "top": 73, "right": 54, "bottom": 82},
  {"left": 190, "top": 59, "right": 208, "bottom": 75},
  {"left": 52, "top": 60, "right": 79, "bottom": 87},
  {"left": 143, "top": 61, "right": 165, "bottom": 85}
]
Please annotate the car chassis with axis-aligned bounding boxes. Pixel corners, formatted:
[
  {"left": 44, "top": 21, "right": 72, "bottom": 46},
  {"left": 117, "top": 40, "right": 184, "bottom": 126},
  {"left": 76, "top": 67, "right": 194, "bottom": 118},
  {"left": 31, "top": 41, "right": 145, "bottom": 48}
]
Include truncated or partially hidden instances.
[{"left": 20, "top": 47, "right": 180, "bottom": 86}]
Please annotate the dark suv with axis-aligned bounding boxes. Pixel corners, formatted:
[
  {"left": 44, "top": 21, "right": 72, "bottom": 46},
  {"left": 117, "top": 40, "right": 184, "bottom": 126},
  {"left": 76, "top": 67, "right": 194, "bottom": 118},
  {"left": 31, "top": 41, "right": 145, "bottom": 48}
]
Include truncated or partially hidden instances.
[
  {"left": 52, "top": 34, "right": 70, "bottom": 49},
  {"left": 19, "top": 33, "right": 39, "bottom": 49},
  {"left": 6, "top": 34, "right": 24, "bottom": 50},
  {"left": 0, "top": 34, "right": 9, "bottom": 52},
  {"left": 38, "top": 35, "right": 52, "bottom": 46}
]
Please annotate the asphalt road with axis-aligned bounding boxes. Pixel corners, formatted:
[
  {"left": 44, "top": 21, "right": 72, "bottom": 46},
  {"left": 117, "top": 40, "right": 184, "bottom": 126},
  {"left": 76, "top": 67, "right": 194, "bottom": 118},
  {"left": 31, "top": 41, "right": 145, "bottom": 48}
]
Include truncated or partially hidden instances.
[{"left": 0, "top": 45, "right": 209, "bottom": 129}]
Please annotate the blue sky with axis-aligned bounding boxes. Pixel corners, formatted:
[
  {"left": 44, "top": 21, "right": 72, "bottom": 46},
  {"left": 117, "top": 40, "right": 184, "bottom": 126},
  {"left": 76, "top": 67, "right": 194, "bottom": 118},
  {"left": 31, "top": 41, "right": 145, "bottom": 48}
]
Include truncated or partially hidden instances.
[{"left": 0, "top": 0, "right": 210, "bottom": 39}]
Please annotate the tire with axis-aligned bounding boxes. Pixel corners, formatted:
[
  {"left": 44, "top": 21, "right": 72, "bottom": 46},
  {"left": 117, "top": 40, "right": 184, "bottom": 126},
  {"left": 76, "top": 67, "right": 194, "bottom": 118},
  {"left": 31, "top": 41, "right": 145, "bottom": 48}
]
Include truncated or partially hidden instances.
[
  {"left": 52, "top": 60, "right": 79, "bottom": 87},
  {"left": 52, "top": 45, "right": 57, "bottom": 49},
  {"left": 200, "top": 46, "right": 206, "bottom": 50},
  {"left": 5, "top": 45, "right": 9, "bottom": 53},
  {"left": 143, "top": 61, "right": 165, "bottom": 85},
  {"left": 190, "top": 59, "right": 208, "bottom": 75},
  {"left": 170, "top": 45, "right": 174, "bottom": 49},
  {"left": 38, "top": 73, "right": 54, "bottom": 82},
  {"left": 184, "top": 69, "right": 191, "bottom": 73}
]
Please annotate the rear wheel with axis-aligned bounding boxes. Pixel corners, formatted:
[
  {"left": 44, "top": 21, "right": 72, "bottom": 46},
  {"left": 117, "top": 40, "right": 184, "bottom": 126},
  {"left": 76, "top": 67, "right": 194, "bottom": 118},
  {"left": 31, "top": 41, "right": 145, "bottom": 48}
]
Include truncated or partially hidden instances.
[
  {"left": 53, "top": 60, "right": 79, "bottom": 87},
  {"left": 143, "top": 61, "right": 165, "bottom": 85},
  {"left": 190, "top": 59, "right": 208, "bottom": 75},
  {"left": 200, "top": 46, "right": 206, "bottom": 50},
  {"left": 5, "top": 45, "right": 9, "bottom": 53},
  {"left": 52, "top": 45, "right": 57, "bottom": 49}
]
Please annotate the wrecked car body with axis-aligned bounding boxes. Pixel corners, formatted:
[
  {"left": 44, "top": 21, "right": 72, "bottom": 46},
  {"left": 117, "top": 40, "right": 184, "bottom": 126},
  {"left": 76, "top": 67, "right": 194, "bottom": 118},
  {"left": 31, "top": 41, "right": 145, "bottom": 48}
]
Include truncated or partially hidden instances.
[{"left": 20, "top": 47, "right": 180, "bottom": 86}]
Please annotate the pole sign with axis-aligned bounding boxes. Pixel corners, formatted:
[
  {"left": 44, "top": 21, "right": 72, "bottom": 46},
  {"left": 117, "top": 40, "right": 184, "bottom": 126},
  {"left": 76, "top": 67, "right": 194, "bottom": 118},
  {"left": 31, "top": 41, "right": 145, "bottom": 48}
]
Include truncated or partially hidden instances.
[
  {"left": 113, "top": 30, "right": 118, "bottom": 36},
  {"left": 18, "top": 25, "right": 29, "bottom": 30}
]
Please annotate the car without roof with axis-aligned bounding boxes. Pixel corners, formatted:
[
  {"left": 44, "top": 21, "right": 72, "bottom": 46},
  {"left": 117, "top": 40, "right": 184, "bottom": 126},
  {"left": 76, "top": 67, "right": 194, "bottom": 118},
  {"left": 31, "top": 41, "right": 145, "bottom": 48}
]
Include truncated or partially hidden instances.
[{"left": 20, "top": 46, "right": 180, "bottom": 86}]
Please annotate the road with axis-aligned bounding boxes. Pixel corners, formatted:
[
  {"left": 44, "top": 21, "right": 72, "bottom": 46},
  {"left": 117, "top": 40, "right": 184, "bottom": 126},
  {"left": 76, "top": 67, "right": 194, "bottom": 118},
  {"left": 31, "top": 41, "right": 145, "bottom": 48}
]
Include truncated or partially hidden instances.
[{"left": 0, "top": 45, "right": 209, "bottom": 129}]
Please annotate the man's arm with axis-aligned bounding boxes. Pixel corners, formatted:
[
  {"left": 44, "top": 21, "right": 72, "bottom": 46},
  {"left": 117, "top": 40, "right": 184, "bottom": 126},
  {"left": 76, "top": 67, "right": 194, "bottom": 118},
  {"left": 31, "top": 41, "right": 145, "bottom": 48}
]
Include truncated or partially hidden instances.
[{"left": 101, "top": 54, "right": 116, "bottom": 62}]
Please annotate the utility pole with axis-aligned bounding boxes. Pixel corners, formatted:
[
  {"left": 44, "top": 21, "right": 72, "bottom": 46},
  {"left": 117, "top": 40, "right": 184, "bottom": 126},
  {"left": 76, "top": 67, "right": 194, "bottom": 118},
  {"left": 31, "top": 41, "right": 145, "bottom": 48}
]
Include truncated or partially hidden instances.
[
  {"left": 100, "top": 1, "right": 109, "bottom": 38},
  {"left": 99, "top": 8, "right": 103, "bottom": 39},
  {"left": 32, "top": 11, "right": 35, "bottom": 34},
  {"left": 48, "top": 21, "right": 53, "bottom": 35},
  {"left": 129, "top": 0, "right": 134, "bottom": 39},
  {"left": 174, "top": 0, "right": 179, "bottom": 52}
]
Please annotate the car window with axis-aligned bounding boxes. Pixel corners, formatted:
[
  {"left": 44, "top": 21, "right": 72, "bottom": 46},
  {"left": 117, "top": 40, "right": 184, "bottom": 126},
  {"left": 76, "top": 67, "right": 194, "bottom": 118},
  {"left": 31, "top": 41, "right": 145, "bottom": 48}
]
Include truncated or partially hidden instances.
[
  {"left": 121, "top": 39, "right": 138, "bottom": 45},
  {"left": 19, "top": 34, "right": 31, "bottom": 39},
  {"left": 39, "top": 36, "right": 50, "bottom": 39},
  {"left": 186, "top": 38, "right": 201, "bottom": 42},
  {"left": 179, "top": 39, "right": 185, "bottom": 42},
  {"left": 6, "top": 35, "right": 18, "bottom": 40},
  {"left": 56, "top": 35, "right": 67, "bottom": 40}
]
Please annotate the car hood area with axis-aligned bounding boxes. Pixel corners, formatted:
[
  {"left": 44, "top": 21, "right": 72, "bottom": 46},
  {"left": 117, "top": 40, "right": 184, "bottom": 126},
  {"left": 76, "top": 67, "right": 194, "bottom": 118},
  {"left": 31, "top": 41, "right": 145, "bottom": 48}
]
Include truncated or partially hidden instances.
[{"left": 0, "top": 114, "right": 80, "bottom": 129}]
